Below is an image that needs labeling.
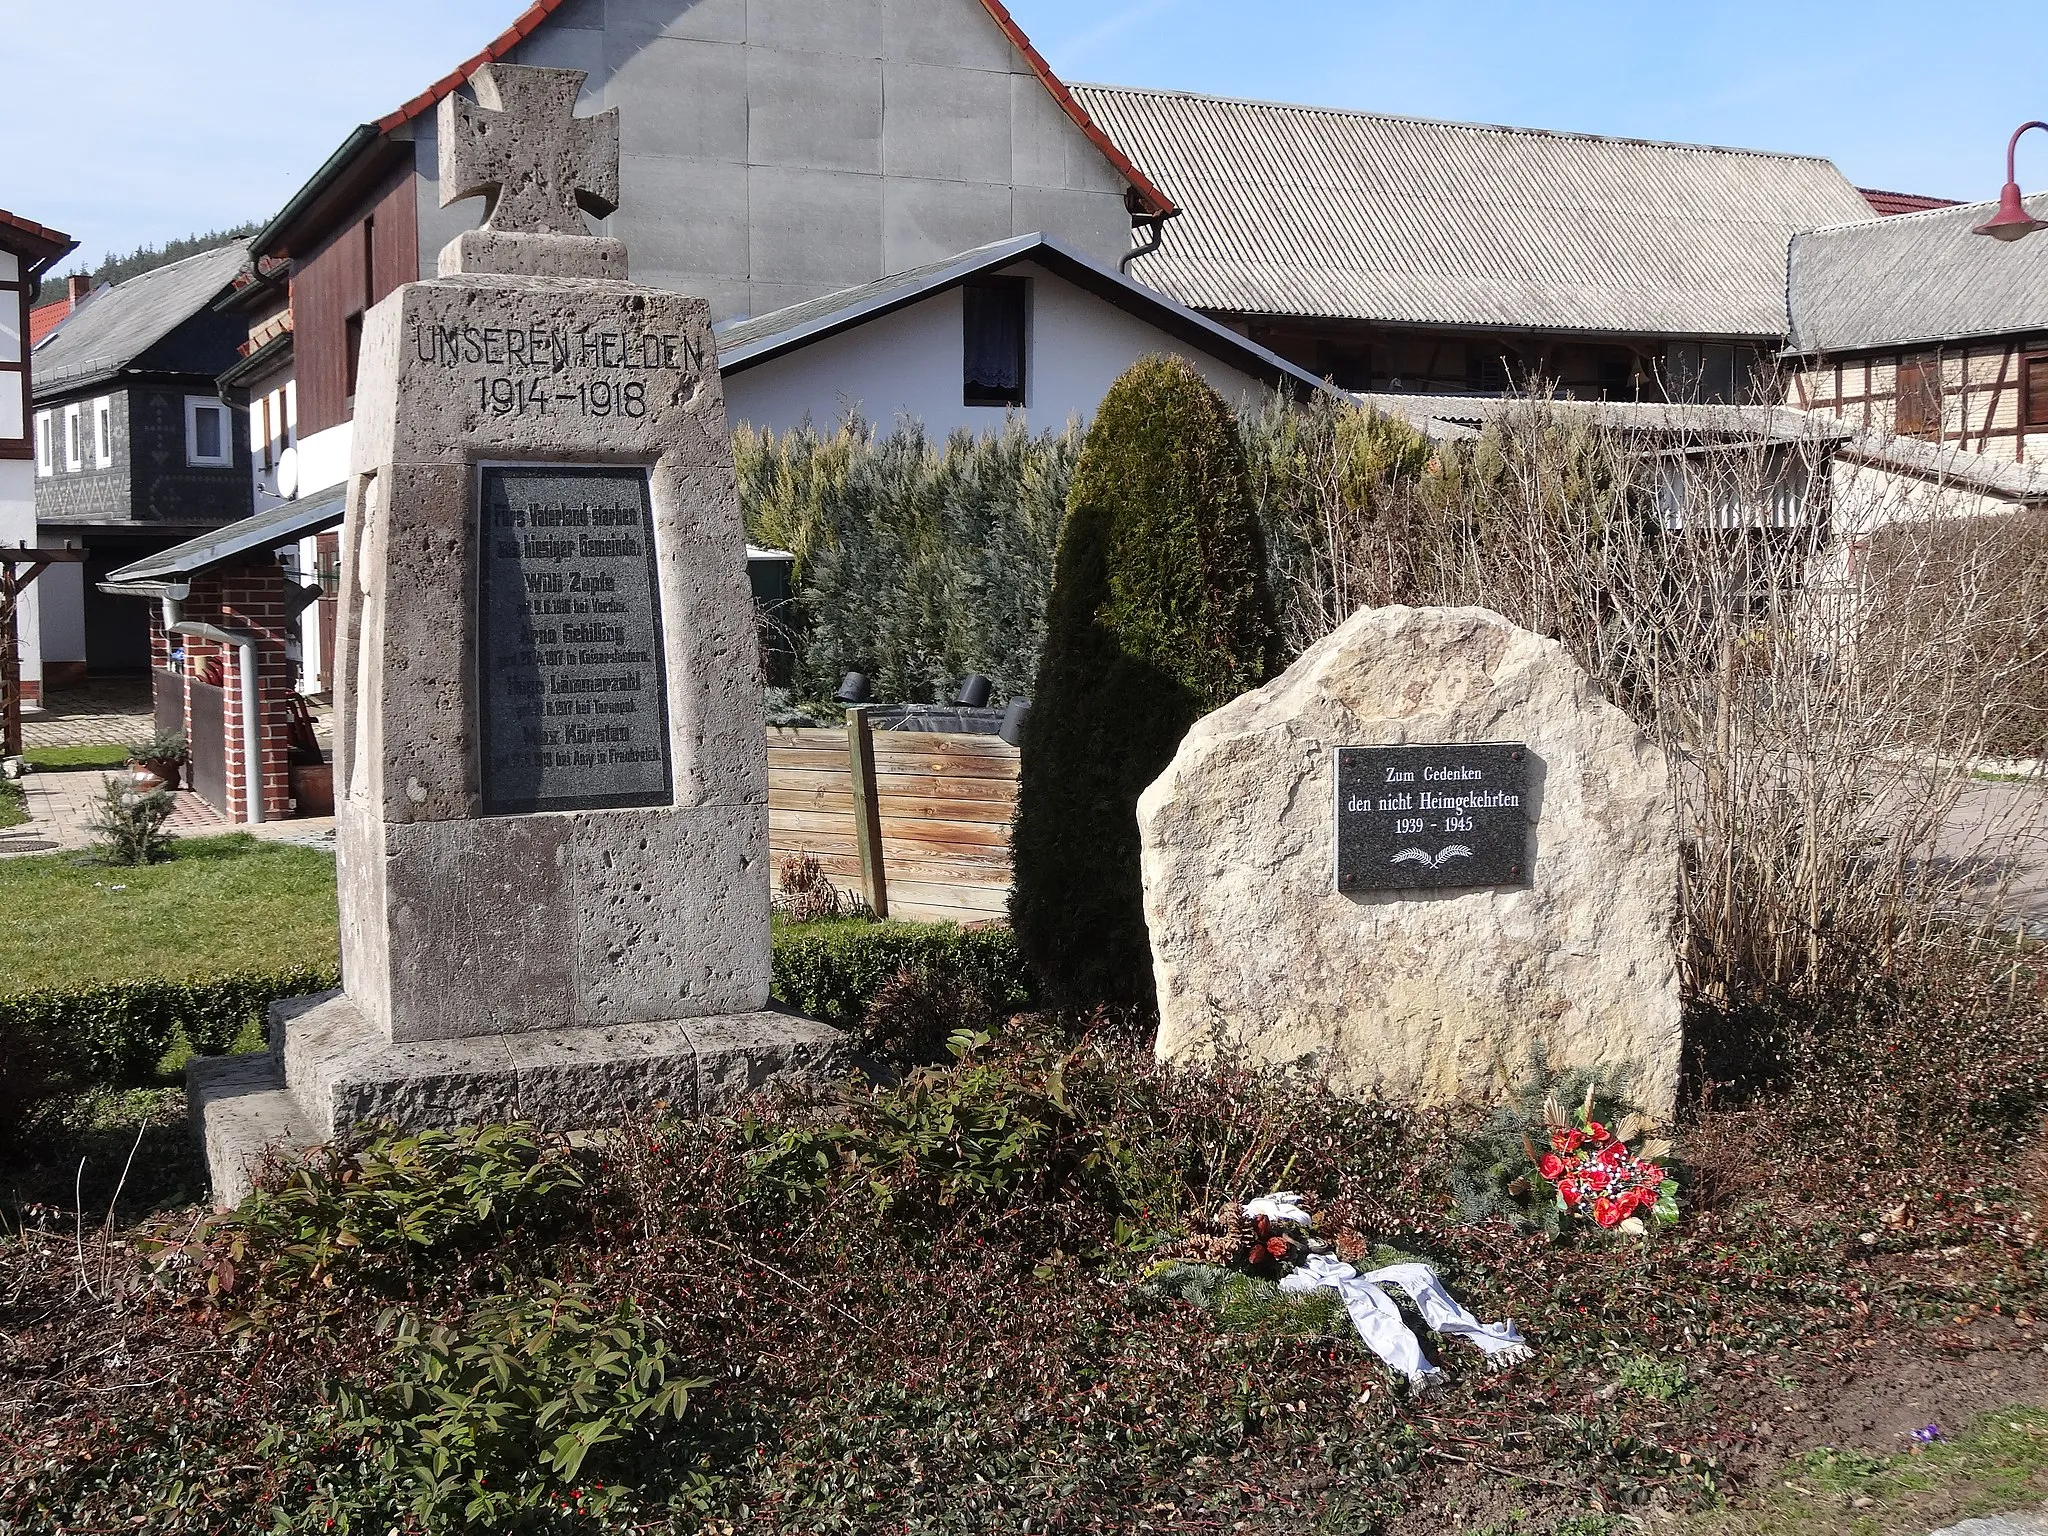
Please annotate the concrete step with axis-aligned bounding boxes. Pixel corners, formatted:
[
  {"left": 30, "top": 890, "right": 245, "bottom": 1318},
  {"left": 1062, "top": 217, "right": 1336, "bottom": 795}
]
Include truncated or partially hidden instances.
[{"left": 186, "top": 1051, "right": 321, "bottom": 1209}]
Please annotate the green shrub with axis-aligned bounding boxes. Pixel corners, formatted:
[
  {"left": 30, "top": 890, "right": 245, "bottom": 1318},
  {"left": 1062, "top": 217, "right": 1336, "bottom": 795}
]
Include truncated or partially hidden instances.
[
  {"left": 770, "top": 918, "right": 1031, "bottom": 1029},
  {"left": 740, "top": 1030, "right": 1139, "bottom": 1227},
  {"left": 0, "top": 965, "right": 339, "bottom": 1146},
  {"left": 311, "top": 1285, "right": 703, "bottom": 1532},
  {"left": 199, "top": 1123, "right": 588, "bottom": 1307},
  {"left": 0, "top": 964, "right": 339, "bottom": 1083},
  {"left": 1011, "top": 355, "right": 1281, "bottom": 1007},
  {"left": 86, "top": 775, "right": 174, "bottom": 864}
]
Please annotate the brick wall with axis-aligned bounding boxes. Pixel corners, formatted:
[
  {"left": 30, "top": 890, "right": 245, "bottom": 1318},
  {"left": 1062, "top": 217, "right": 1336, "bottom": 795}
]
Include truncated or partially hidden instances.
[{"left": 175, "top": 558, "right": 297, "bottom": 821}]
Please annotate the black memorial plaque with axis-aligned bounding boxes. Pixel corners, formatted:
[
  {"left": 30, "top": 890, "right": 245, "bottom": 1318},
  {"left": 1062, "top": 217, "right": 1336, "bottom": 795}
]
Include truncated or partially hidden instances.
[
  {"left": 478, "top": 464, "right": 671, "bottom": 815},
  {"left": 1334, "top": 743, "right": 1529, "bottom": 892}
]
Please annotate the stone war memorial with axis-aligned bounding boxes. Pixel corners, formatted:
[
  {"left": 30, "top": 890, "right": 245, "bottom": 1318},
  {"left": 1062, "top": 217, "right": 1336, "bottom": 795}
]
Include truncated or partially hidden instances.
[
  {"left": 1138, "top": 604, "right": 1683, "bottom": 1117},
  {"left": 190, "top": 63, "right": 841, "bottom": 1203}
]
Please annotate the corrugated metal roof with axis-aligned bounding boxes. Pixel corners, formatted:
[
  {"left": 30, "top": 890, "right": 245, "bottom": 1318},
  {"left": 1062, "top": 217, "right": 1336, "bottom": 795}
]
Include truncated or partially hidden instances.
[
  {"left": 104, "top": 484, "right": 346, "bottom": 586},
  {"left": 1355, "top": 392, "right": 2048, "bottom": 505},
  {"left": 31, "top": 242, "right": 248, "bottom": 397},
  {"left": 1785, "top": 192, "right": 2048, "bottom": 354},
  {"left": 1070, "top": 85, "right": 1875, "bottom": 339},
  {"left": 713, "top": 231, "right": 1329, "bottom": 396}
]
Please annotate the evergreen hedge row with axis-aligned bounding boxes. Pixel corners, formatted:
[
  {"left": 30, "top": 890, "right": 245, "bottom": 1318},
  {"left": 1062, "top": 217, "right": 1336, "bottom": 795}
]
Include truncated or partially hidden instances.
[
  {"left": 769, "top": 921, "right": 1033, "bottom": 1029},
  {"left": 0, "top": 965, "right": 343, "bottom": 1087},
  {"left": 0, "top": 925, "right": 1026, "bottom": 1140}
]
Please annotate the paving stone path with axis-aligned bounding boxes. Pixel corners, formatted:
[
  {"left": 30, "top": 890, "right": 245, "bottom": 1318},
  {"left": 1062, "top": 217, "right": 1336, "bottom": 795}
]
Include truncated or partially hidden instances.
[
  {"left": 18, "top": 676, "right": 156, "bottom": 750},
  {"left": 1931, "top": 1512, "right": 2048, "bottom": 1536}
]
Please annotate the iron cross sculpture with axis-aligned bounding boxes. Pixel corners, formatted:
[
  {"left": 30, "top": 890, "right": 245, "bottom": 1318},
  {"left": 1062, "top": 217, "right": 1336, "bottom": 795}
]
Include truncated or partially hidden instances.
[{"left": 439, "top": 63, "right": 621, "bottom": 235}]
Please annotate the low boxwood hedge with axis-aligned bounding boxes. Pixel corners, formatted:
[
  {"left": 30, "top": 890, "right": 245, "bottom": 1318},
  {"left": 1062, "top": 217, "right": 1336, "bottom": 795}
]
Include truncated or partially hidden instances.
[
  {"left": 0, "top": 922, "right": 1028, "bottom": 1144},
  {"left": 0, "top": 964, "right": 341, "bottom": 1148},
  {"left": 770, "top": 920, "right": 1032, "bottom": 1029},
  {"left": 0, "top": 965, "right": 342, "bottom": 1086}
]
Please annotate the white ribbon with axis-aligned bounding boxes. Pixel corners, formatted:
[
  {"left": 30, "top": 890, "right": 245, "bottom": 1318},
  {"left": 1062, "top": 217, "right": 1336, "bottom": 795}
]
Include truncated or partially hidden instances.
[
  {"left": 1278, "top": 1253, "right": 1534, "bottom": 1388},
  {"left": 1241, "top": 1191, "right": 1313, "bottom": 1225}
]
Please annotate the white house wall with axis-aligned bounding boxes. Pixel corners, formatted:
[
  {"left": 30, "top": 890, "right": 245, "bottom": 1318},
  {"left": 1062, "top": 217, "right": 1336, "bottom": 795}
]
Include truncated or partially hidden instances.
[
  {"left": 408, "top": 0, "right": 1138, "bottom": 327},
  {"left": 0, "top": 459, "right": 38, "bottom": 693},
  {"left": 723, "top": 262, "right": 1273, "bottom": 436}
]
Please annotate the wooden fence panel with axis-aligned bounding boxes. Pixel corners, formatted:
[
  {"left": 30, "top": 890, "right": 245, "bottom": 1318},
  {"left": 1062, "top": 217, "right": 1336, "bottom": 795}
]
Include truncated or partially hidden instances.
[{"left": 765, "top": 726, "right": 1019, "bottom": 924}]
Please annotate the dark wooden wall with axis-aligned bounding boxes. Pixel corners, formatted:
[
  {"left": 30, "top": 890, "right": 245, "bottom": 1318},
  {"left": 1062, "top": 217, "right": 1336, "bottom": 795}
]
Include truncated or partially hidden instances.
[{"left": 293, "top": 172, "right": 419, "bottom": 436}]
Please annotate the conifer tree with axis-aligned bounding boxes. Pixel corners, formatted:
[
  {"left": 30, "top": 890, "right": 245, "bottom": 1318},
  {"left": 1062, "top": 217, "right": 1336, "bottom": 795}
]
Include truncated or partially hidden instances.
[{"left": 1011, "top": 356, "right": 1281, "bottom": 1008}]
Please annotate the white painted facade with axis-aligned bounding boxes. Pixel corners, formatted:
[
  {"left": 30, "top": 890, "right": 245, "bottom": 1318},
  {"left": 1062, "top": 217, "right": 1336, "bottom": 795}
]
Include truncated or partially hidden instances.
[
  {"left": 0, "top": 458, "right": 37, "bottom": 696},
  {"left": 722, "top": 260, "right": 1278, "bottom": 437}
]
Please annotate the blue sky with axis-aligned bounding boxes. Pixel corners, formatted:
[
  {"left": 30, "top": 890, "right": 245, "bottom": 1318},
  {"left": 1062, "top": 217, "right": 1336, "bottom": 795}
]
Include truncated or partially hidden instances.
[{"left": 7, "top": 0, "right": 2047, "bottom": 272}]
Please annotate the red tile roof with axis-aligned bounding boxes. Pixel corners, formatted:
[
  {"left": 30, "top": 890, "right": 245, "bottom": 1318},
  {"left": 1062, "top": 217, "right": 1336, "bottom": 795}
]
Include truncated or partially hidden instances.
[
  {"left": 370, "top": 0, "right": 1176, "bottom": 219},
  {"left": 1859, "top": 187, "right": 1963, "bottom": 217},
  {"left": 27, "top": 297, "right": 71, "bottom": 346}
]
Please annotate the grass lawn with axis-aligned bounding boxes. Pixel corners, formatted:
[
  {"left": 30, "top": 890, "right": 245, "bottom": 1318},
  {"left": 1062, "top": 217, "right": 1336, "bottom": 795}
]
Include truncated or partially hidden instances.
[
  {"left": 1672, "top": 1406, "right": 2048, "bottom": 1536},
  {"left": 23, "top": 743, "right": 133, "bottom": 771},
  {"left": 0, "top": 832, "right": 338, "bottom": 994},
  {"left": 0, "top": 778, "right": 22, "bottom": 830}
]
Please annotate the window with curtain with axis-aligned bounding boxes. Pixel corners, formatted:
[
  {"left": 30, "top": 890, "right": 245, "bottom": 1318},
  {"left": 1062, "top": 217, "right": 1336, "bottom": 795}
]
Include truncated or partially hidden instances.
[{"left": 963, "top": 278, "right": 1027, "bottom": 407}]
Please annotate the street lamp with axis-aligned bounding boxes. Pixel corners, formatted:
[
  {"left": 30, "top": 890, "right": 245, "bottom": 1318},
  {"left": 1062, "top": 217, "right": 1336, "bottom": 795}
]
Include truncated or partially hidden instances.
[{"left": 1972, "top": 120, "right": 2048, "bottom": 241}]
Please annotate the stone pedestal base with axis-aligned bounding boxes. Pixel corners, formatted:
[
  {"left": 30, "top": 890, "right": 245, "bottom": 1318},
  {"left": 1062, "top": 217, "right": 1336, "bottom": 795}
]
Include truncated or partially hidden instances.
[{"left": 189, "top": 991, "right": 845, "bottom": 1207}]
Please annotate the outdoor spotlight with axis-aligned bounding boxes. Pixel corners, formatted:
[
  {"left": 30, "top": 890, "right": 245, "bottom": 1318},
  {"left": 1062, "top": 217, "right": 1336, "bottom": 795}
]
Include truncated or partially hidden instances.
[
  {"left": 998, "top": 696, "right": 1031, "bottom": 747},
  {"left": 955, "top": 673, "right": 993, "bottom": 709},
  {"left": 835, "top": 671, "right": 871, "bottom": 705}
]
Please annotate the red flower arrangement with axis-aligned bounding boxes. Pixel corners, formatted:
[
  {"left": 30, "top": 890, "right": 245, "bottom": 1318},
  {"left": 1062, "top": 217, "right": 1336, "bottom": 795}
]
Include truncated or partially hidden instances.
[{"left": 1524, "top": 1092, "right": 1678, "bottom": 1234}]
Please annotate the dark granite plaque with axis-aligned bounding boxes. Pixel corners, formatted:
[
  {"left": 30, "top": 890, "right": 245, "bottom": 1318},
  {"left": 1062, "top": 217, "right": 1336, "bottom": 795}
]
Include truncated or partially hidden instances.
[
  {"left": 477, "top": 464, "right": 671, "bottom": 815},
  {"left": 1334, "top": 743, "right": 1529, "bottom": 892}
]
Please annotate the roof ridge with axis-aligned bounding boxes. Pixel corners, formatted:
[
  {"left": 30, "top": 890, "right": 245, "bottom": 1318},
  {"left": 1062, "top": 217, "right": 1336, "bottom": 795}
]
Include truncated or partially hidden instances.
[
  {"left": 1069, "top": 80, "right": 1845, "bottom": 166},
  {"left": 100, "top": 239, "right": 251, "bottom": 291},
  {"left": 1797, "top": 187, "right": 2039, "bottom": 237}
]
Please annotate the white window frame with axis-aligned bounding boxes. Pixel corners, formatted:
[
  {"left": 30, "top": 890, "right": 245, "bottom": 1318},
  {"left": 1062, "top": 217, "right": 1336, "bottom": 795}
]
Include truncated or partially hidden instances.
[
  {"left": 34, "top": 409, "right": 51, "bottom": 475},
  {"left": 94, "top": 395, "right": 113, "bottom": 468},
  {"left": 184, "top": 395, "right": 232, "bottom": 468},
  {"left": 62, "top": 403, "right": 81, "bottom": 471}
]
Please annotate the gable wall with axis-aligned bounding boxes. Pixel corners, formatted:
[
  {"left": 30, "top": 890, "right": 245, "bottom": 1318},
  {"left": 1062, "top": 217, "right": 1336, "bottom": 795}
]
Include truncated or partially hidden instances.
[
  {"left": 723, "top": 259, "right": 1269, "bottom": 436},
  {"left": 409, "top": 0, "right": 1135, "bottom": 324}
]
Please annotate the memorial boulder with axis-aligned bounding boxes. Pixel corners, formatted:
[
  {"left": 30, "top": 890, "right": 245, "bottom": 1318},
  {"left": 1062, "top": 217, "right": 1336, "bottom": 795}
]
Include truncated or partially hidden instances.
[{"left": 1137, "top": 605, "right": 1682, "bottom": 1117}]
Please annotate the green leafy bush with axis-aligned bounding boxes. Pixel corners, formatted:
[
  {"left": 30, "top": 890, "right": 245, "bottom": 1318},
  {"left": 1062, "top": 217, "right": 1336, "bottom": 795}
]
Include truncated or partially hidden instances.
[
  {"left": 199, "top": 1123, "right": 588, "bottom": 1306},
  {"left": 0, "top": 964, "right": 339, "bottom": 1083},
  {"left": 740, "top": 1031, "right": 1139, "bottom": 1227},
  {"left": 1011, "top": 355, "right": 1282, "bottom": 1007},
  {"left": 770, "top": 918, "right": 1031, "bottom": 1029},
  {"left": 313, "top": 1285, "right": 703, "bottom": 1532}
]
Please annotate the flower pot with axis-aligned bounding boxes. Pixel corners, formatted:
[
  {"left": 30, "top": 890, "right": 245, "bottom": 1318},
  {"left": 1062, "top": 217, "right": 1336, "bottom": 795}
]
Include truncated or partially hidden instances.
[{"left": 128, "top": 758, "right": 182, "bottom": 792}]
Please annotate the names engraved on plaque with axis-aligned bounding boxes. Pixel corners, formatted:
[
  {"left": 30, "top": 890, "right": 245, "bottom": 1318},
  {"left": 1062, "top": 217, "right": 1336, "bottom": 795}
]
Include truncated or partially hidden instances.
[
  {"left": 1334, "top": 743, "right": 1529, "bottom": 892},
  {"left": 478, "top": 464, "right": 671, "bottom": 815}
]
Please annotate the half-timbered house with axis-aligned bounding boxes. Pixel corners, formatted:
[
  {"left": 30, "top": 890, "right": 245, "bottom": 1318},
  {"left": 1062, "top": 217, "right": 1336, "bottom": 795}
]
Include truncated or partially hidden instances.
[{"left": 1784, "top": 192, "right": 2048, "bottom": 463}]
